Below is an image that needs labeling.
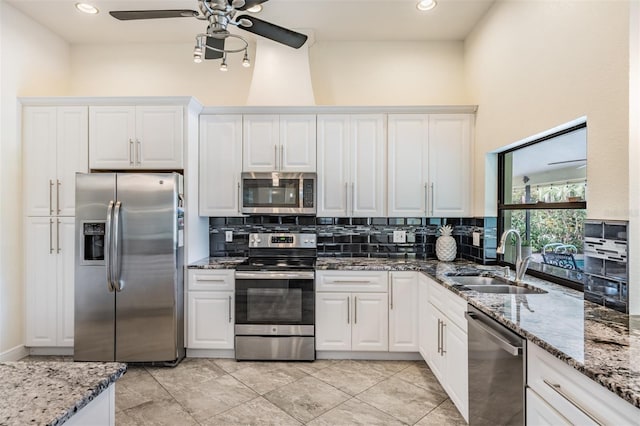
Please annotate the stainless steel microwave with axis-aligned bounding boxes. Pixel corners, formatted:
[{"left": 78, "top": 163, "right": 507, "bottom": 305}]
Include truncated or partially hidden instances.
[{"left": 241, "top": 172, "right": 316, "bottom": 215}]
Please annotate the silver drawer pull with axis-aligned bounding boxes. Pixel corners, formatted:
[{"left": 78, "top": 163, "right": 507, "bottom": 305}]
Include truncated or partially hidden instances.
[
  {"left": 543, "top": 379, "right": 604, "bottom": 426},
  {"left": 332, "top": 280, "right": 371, "bottom": 283}
]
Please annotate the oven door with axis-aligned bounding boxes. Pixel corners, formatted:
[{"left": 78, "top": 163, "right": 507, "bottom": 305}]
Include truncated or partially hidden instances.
[{"left": 235, "top": 271, "right": 314, "bottom": 335}]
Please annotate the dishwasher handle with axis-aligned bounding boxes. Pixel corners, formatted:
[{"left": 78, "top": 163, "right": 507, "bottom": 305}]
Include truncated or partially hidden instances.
[{"left": 466, "top": 311, "right": 522, "bottom": 356}]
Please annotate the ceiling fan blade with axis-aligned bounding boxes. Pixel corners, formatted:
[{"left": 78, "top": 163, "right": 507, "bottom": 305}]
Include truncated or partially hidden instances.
[
  {"left": 109, "top": 10, "right": 198, "bottom": 20},
  {"left": 236, "top": 15, "right": 307, "bottom": 48},
  {"left": 205, "top": 36, "right": 225, "bottom": 60},
  {"left": 233, "top": 0, "right": 270, "bottom": 11}
]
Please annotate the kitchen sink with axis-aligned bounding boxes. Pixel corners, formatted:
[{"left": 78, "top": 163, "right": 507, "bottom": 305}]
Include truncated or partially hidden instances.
[{"left": 449, "top": 275, "right": 548, "bottom": 294}]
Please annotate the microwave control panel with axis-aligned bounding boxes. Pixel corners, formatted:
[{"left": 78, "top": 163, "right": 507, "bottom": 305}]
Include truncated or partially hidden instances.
[{"left": 303, "top": 179, "right": 315, "bottom": 208}]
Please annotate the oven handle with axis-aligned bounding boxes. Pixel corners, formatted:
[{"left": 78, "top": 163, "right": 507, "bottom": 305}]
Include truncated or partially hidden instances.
[{"left": 235, "top": 271, "right": 315, "bottom": 280}]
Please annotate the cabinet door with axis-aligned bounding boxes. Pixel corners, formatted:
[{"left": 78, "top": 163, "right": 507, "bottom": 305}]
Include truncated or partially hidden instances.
[
  {"left": 429, "top": 114, "right": 472, "bottom": 217},
  {"left": 418, "top": 273, "right": 430, "bottom": 360},
  {"left": 426, "top": 304, "right": 446, "bottom": 382},
  {"left": 57, "top": 107, "right": 89, "bottom": 216},
  {"left": 89, "top": 106, "right": 136, "bottom": 169},
  {"left": 351, "top": 115, "right": 386, "bottom": 217},
  {"left": 23, "top": 107, "right": 57, "bottom": 216},
  {"left": 445, "top": 321, "right": 469, "bottom": 422},
  {"left": 280, "top": 115, "right": 316, "bottom": 172},
  {"left": 57, "top": 217, "right": 76, "bottom": 346},
  {"left": 25, "top": 217, "right": 58, "bottom": 346},
  {"left": 199, "top": 115, "right": 243, "bottom": 216},
  {"left": 387, "top": 114, "right": 429, "bottom": 217},
  {"left": 352, "top": 293, "right": 388, "bottom": 352},
  {"left": 317, "top": 115, "right": 350, "bottom": 216},
  {"left": 526, "top": 388, "right": 571, "bottom": 426},
  {"left": 315, "top": 292, "right": 351, "bottom": 351},
  {"left": 187, "top": 291, "right": 234, "bottom": 349},
  {"left": 389, "top": 272, "right": 418, "bottom": 352},
  {"left": 243, "top": 115, "right": 279, "bottom": 171},
  {"left": 135, "top": 106, "right": 184, "bottom": 169}
]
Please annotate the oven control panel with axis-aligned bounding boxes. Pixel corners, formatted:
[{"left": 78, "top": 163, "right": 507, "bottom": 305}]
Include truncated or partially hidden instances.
[{"left": 249, "top": 233, "right": 317, "bottom": 248}]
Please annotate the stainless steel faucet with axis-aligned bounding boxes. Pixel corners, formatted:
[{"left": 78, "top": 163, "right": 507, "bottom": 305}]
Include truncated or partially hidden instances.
[{"left": 496, "top": 229, "right": 531, "bottom": 282}]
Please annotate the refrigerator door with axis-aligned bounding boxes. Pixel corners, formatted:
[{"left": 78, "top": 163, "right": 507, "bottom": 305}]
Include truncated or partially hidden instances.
[
  {"left": 75, "top": 173, "right": 117, "bottom": 361},
  {"left": 114, "top": 173, "right": 179, "bottom": 362}
]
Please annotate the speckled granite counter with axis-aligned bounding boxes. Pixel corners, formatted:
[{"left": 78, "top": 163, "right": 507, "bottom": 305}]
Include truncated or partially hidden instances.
[
  {"left": 0, "top": 361, "right": 126, "bottom": 425},
  {"left": 189, "top": 256, "right": 246, "bottom": 269},
  {"left": 189, "top": 256, "right": 640, "bottom": 408}
]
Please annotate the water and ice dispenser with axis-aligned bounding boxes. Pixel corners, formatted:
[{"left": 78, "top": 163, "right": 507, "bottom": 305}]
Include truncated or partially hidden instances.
[{"left": 82, "top": 222, "right": 105, "bottom": 263}]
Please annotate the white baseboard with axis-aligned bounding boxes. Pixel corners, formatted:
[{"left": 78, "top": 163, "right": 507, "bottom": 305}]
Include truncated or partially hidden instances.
[
  {"left": 0, "top": 345, "right": 29, "bottom": 361},
  {"left": 28, "top": 347, "right": 74, "bottom": 356},
  {"left": 316, "top": 351, "right": 422, "bottom": 361},
  {"left": 186, "top": 348, "right": 235, "bottom": 359}
]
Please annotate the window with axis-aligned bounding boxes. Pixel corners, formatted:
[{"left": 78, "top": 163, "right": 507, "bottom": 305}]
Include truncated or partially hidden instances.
[{"left": 498, "top": 123, "right": 587, "bottom": 287}]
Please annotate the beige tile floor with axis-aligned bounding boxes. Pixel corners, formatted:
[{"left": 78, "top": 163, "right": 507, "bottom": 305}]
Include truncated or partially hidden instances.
[{"left": 113, "top": 358, "right": 467, "bottom": 426}]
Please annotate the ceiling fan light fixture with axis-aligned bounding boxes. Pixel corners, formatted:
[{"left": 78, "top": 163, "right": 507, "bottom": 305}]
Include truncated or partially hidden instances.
[
  {"left": 247, "top": 4, "right": 263, "bottom": 13},
  {"left": 242, "top": 50, "right": 251, "bottom": 68},
  {"left": 220, "top": 55, "right": 228, "bottom": 72},
  {"left": 75, "top": 2, "right": 99, "bottom": 14},
  {"left": 416, "top": 0, "right": 437, "bottom": 12}
]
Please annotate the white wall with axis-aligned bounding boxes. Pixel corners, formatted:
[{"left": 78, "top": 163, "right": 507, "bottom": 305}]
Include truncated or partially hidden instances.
[
  {"left": 629, "top": 1, "right": 639, "bottom": 314},
  {"left": 0, "top": 1, "right": 70, "bottom": 359},
  {"left": 69, "top": 40, "right": 468, "bottom": 106},
  {"left": 465, "top": 0, "right": 630, "bottom": 221}
]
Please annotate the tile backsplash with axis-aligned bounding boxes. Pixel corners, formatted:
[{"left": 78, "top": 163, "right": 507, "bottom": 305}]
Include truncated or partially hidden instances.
[{"left": 209, "top": 216, "right": 498, "bottom": 263}]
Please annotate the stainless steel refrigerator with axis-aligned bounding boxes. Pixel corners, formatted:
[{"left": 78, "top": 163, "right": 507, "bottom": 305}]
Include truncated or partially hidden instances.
[{"left": 74, "top": 172, "right": 185, "bottom": 364}]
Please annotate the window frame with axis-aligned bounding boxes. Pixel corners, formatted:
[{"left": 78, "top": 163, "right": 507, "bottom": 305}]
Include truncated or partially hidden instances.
[{"left": 497, "top": 122, "right": 587, "bottom": 291}]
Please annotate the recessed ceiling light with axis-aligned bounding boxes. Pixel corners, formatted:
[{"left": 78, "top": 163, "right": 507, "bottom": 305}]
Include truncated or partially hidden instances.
[
  {"left": 247, "top": 4, "right": 263, "bottom": 13},
  {"left": 75, "top": 3, "right": 99, "bottom": 14},
  {"left": 416, "top": 0, "right": 437, "bottom": 12}
]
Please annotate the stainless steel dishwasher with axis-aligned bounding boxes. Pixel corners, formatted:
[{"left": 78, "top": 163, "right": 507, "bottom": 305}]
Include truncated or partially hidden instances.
[{"left": 466, "top": 305, "right": 526, "bottom": 425}]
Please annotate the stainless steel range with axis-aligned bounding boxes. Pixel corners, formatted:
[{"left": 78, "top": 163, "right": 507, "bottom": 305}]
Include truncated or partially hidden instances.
[{"left": 234, "top": 233, "right": 316, "bottom": 361}]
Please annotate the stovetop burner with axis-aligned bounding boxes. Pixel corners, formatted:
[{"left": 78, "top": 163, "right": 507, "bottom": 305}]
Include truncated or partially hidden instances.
[{"left": 236, "top": 257, "right": 316, "bottom": 271}]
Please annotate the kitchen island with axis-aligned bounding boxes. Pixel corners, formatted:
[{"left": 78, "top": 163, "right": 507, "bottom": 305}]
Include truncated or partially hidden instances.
[{"left": 0, "top": 360, "right": 126, "bottom": 425}]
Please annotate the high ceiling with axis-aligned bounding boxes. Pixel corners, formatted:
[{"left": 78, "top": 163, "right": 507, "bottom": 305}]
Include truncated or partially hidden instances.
[{"left": 5, "top": 0, "right": 496, "bottom": 45}]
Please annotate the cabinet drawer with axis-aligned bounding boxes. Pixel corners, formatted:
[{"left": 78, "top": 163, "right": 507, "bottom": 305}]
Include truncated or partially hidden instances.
[
  {"left": 188, "top": 269, "right": 235, "bottom": 291},
  {"left": 425, "top": 274, "right": 467, "bottom": 332},
  {"left": 527, "top": 342, "right": 639, "bottom": 425},
  {"left": 316, "top": 271, "right": 388, "bottom": 292}
]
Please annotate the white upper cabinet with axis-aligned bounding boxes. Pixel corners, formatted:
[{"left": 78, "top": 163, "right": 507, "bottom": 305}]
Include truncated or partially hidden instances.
[
  {"left": 199, "top": 115, "right": 243, "bottom": 217},
  {"left": 243, "top": 114, "right": 316, "bottom": 172},
  {"left": 23, "top": 106, "right": 88, "bottom": 217},
  {"left": 428, "top": 114, "right": 473, "bottom": 217},
  {"left": 387, "top": 114, "right": 429, "bottom": 217},
  {"left": 89, "top": 105, "right": 183, "bottom": 170},
  {"left": 317, "top": 114, "right": 386, "bottom": 217}
]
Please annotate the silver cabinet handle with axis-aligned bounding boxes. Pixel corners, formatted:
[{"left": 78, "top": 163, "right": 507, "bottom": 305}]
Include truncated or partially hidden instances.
[
  {"left": 56, "top": 219, "right": 61, "bottom": 253},
  {"left": 430, "top": 182, "right": 435, "bottom": 216},
  {"left": 129, "top": 139, "right": 134, "bottom": 166},
  {"left": 274, "top": 144, "right": 278, "bottom": 169},
  {"left": 390, "top": 279, "right": 394, "bottom": 310},
  {"left": 49, "top": 180, "right": 54, "bottom": 215},
  {"left": 113, "top": 201, "right": 123, "bottom": 292},
  {"left": 228, "top": 296, "right": 233, "bottom": 323},
  {"left": 105, "top": 201, "right": 114, "bottom": 292},
  {"left": 347, "top": 296, "right": 350, "bottom": 324},
  {"left": 543, "top": 380, "right": 605, "bottom": 426},
  {"left": 56, "top": 180, "right": 61, "bottom": 214},
  {"left": 136, "top": 140, "right": 141, "bottom": 166},
  {"left": 332, "top": 280, "right": 371, "bottom": 283},
  {"left": 49, "top": 218, "right": 54, "bottom": 254},
  {"left": 345, "top": 182, "right": 349, "bottom": 214},
  {"left": 354, "top": 296, "right": 357, "bottom": 324},
  {"left": 437, "top": 318, "right": 442, "bottom": 354},
  {"left": 440, "top": 321, "right": 446, "bottom": 355},
  {"left": 351, "top": 182, "right": 355, "bottom": 214},
  {"left": 424, "top": 183, "right": 428, "bottom": 216},
  {"left": 237, "top": 181, "right": 241, "bottom": 214},
  {"left": 280, "top": 145, "right": 284, "bottom": 170}
]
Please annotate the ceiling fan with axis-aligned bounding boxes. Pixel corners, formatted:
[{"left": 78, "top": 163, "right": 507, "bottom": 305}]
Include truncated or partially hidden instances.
[{"left": 109, "top": 0, "right": 308, "bottom": 63}]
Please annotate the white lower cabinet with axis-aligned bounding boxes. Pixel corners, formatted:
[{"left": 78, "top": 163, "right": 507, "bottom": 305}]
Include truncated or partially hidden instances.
[
  {"left": 388, "top": 271, "right": 418, "bottom": 352},
  {"left": 527, "top": 341, "right": 640, "bottom": 426},
  {"left": 316, "top": 271, "right": 388, "bottom": 352},
  {"left": 421, "top": 274, "right": 469, "bottom": 422},
  {"left": 186, "top": 270, "right": 235, "bottom": 349},
  {"left": 25, "top": 216, "right": 75, "bottom": 347}
]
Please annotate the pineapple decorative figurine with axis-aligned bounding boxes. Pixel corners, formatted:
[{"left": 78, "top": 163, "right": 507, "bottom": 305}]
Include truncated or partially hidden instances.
[{"left": 436, "top": 225, "right": 457, "bottom": 261}]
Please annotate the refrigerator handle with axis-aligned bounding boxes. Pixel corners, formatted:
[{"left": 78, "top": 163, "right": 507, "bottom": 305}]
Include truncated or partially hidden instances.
[
  {"left": 113, "top": 201, "right": 124, "bottom": 292},
  {"left": 105, "top": 201, "right": 115, "bottom": 292}
]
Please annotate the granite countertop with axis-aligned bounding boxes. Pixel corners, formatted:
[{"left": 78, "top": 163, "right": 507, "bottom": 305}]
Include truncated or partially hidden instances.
[
  {"left": 0, "top": 361, "right": 127, "bottom": 425},
  {"left": 189, "top": 256, "right": 640, "bottom": 409},
  {"left": 189, "top": 256, "right": 246, "bottom": 269}
]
